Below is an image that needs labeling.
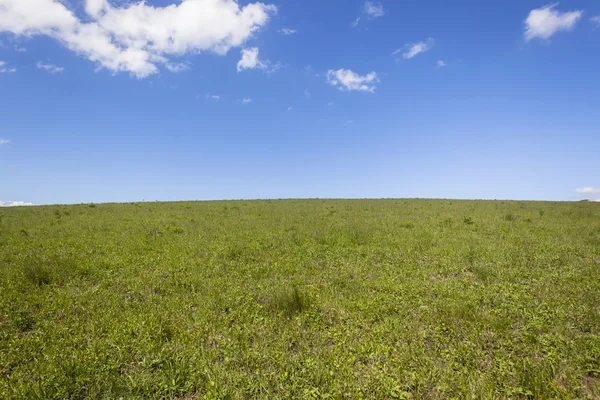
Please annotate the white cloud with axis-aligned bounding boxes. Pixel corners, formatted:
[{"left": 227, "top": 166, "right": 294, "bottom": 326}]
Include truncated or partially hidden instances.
[
  {"left": 280, "top": 28, "right": 297, "bottom": 35},
  {"left": 14, "top": 46, "right": 27, "bottom": 52},
  {"left": 592, "top": 16, "right": 600, "bottom": 26},
  {"left": 0, "top": 0, "right": 276, "bottom": 78},
  {"left": 352, "top": 1, "right": 384, "bottom": 27},
  {"left": 304, "top": 89, "right": 310, "bottom": 99},
  {"left": 524, "top": 4, "right": 583, "bottom": 41},
  {"left": 0, "top": 138, "right": 11, "bottom": 145},
  {"left": 165, "top": 62, "right": 188, "bottom": 73},
  {"left": 287, "top": 106, "right": 292, "bottom": 111},
  {"left": 236, "top": 47, "right": 266, "bottom": 72},
  {"left": 237, "top": 47, "right": 280, "bottom": 73},
  {"left": 575, "top": 187, "right": 600, "bottom": 194},
  {"left": 326, "top": 69, "right": 379, "bottom": 93},
  {"left": 394, "top": 38, "right": 434, "bottom": 59},
  {"left": 437, "top": 60, "right": 447, "bottom": 67},
  {"left": 37, "top": 62, "right": 64, "bottom": 73},
  {"left": 364, "top": 1, "right": 384, "bottom": 19},
  {"left": 0, "top": 201, "right": 34, "bottom": 207},
  {"left": 241, "top": 98, "right": 252, "bottom": 104},
  {"left": 209, "top": 95, "right": 220, "bottom": 100},
  {"left": 0, "top": 61, "right": 16, "bottom": 73},
  {"left": 327, "top": 102, "right": 334, "bottom": 106}
]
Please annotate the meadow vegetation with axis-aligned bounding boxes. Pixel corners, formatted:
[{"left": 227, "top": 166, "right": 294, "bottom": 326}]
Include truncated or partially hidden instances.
[{"left": 0, "top": 199, "right": 599, "bottom": 399}]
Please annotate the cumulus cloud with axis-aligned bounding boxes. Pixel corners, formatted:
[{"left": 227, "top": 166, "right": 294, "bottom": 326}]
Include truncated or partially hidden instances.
[
  {"left": 436, "top": 60, "right": 447, "bottom": 67},
  {"left": 236, "top": 47, "right": 279, "bottom": 73},
  {"left": 524, "top": 4, "right": 583, "bottom": 41},
  {"left": 393, "top": 38, "right": 434, "bottom": 59},
  {"left": 364, "top": 1, "right": 384, "bottom": 18},
  {"left": 326, "top": 69, "right": 379, "bottom": 93},
  {"left": 575, "top": 187, "right": 600, "bottom": 194},
  {"left": 280, "top": 28, "right": 297, "bottom": 35},
  {"left": 241, "top": 98, "right": 252, "bottom": 104},
  {"left": 0, "top": 61, "right": 16, "bottom": 73},
  {"left": 37, "top": 62, "right": 64, "bottom": 73},
  {"left": 0, "top": 138, "right": 11, "bottom": 145},
  {"left": 0, "top": 201, "right": 34, "bottom": 207},
  {"left": 237, "top": 47, "right": 266, "bottom": 72},
  {"left": 0, "top": 0, "right": 276, "bottom": 78}
]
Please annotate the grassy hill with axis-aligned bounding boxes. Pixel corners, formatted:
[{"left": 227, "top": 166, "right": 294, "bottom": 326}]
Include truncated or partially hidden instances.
[{"left": 1, "top": 199, "right": 599, "bottom": 398}]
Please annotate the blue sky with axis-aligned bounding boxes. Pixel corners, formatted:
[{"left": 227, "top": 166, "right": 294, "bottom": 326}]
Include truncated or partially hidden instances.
[{"left": 1, "top": 0, "right": 599, "bottom": 206}]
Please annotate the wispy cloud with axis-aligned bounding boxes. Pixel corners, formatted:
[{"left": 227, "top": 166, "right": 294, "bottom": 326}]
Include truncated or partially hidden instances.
[
  {"left": 0, "top": 201, "right": 34, "bottom": 207},
  {"left": 287, "top": 106, "right": 292, "bottom": 111},
  {"left": 524, "top": 4, "right": 583, "bottom": 41},
  {"left": 280, "top": 28, "right": 297, "bottom": 35},
  {"left": 304, "top": 89, "right": 310, "bottom": 99},
  {"left": 37, "top": 62, "right": 64, "bottom": 74},
  {"left": 0, "top": 138, "right": 11, "bottom": 145},
  {"left": 364, "top": 1, "right": 384, "bottom": 18},
  {"left": 393, "top": 38, "right": 434, "bottom": 60},
  {"left": 0, "top": 61, "right": 16, "bottom": 73},
  {"left": 574, "top": 187, "right": 600, "bottom": 202},
  {"left": 14, "top": 46, "right": 27, "bottom": 52},
  {"left": 352, "top": 1, "right": 384, "bottom": 27},
  {"left": 591, "top": 16, "right": 600, "bottom": 26},
  {"left": 165, "top": 62, "right": 188, "bottom": 73},
  {"left": 204, "top": 94, "right": 220, "bottom": 101},
  {"left": 575, "top": 187, "right": 600, "bottom": 194},
  {"left": 241, "top": 98, "right": 252, "bottom": 104},
  {"left": 327, "top": 69, "right": 379, "bottom": 93},
  {"left": 436, "top": 60, "right": 447, "bottom": 67}
]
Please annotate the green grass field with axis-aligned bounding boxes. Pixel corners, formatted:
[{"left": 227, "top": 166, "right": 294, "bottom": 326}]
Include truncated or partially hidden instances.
[{"left": 1, "top": 199, "right": 599, "bottom": 399}]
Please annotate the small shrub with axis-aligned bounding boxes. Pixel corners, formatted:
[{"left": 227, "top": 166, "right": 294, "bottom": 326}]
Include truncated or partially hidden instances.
[
  {"left": 269, "top": 286, "right": 309, "bottom": 317},
  {"left": 14, "top": 311, "right": 36, "bottom": 332},
  {"left": 400, "top": 221, "right": 415, "bottom": 229},
  {"left": 504, "top": 213, "right": 517, "bottom": 222},
  {"left": 439, "top": 217, "right": 453, "bottom": 227},
  {"left": 147, "top": 228, "right": 163, "bottom": 237},
  {"left": 463, "top": 216, "right": 475, "bottom": 225},
  {"left": 472, "top": 264, "right": 493, "bottom": 283},
  {"left": 24, "top": 262, "right": 52, "bottom": 286},
  {"left": 165, "top": 225, "right": 185, "bottom": 235}
]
